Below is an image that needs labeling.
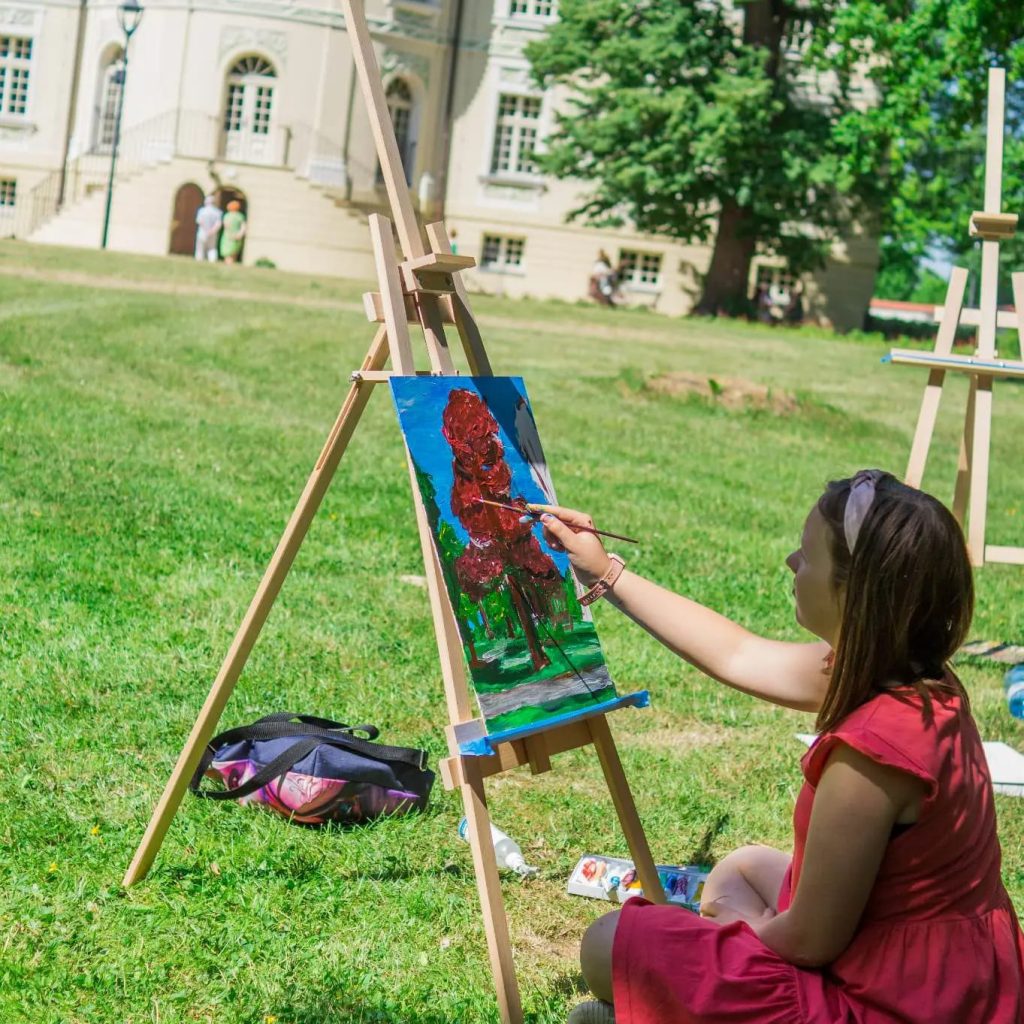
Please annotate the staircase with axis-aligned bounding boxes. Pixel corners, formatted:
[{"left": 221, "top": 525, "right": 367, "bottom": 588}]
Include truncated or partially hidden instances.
[{"left": 22, "top": 111, "right": 389, "bottom": 280}]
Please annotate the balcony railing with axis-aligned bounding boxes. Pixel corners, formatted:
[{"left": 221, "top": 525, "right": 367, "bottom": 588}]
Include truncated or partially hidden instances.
[{"left": 11, "top": 109, "right": 381, "bottom": 239}]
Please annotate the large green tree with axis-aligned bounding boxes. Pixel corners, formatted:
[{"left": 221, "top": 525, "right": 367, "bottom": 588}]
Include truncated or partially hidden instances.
[
  {"left": 821, "top": 1, "right": 1024, "bottom": 304},
  {"left": 526, "top": 0, "right": 1024, "bottom": 315}
]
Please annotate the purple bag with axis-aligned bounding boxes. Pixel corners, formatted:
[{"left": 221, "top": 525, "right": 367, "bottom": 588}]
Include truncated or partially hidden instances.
[{"left": 190, "top": 713, "right": 434, "bottom": 825}]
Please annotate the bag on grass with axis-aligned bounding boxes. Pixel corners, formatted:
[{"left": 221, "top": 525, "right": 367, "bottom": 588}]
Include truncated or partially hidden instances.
[{"left": 189, "top": 712, "right": 434, "bottom": 826}]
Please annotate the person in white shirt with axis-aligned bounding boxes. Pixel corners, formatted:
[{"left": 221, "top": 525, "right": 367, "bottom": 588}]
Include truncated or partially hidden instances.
[{"left": 194, "top": 196, "right": 223, "bottom": 262}]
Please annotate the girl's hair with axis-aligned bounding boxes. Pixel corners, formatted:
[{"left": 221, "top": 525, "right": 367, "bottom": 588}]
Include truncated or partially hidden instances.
[{"left": 815, "top": 470, "right": 973, "bottom": 733}]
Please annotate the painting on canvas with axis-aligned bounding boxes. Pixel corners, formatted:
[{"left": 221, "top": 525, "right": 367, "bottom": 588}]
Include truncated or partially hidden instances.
[{"left": 390, "top": 376, "right": 618, "bottom": 734}]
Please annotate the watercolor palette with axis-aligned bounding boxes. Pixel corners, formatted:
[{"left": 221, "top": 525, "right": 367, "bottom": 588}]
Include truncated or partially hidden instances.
[{"left": 567, "top": 854, "right": 710, "bottom": 913}]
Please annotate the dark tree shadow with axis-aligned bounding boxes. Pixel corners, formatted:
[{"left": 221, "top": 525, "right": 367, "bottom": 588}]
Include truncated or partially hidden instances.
[{"left": 686, "top": 813, "right": 729, "bottom": 867}]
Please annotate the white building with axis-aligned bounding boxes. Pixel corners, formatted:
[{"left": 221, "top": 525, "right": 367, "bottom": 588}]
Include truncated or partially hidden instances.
[{"left": 0, "top": 0, "right": 878, "bottom": 328}]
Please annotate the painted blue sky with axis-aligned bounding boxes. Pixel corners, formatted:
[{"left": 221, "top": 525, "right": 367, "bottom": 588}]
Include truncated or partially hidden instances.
[{"left": 390, "top": 376, "right": 570, "bottom": 575}]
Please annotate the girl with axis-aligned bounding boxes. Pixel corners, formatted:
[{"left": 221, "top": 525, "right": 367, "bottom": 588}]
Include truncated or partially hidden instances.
[{"left": 539, "top": 470, "right": 1024, "bottom": 1024}]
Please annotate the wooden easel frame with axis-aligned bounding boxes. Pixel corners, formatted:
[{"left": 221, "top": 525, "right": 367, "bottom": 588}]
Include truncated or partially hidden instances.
[
  {"left": 122, "top": 4, "right": 664, "bottom": 1021},
  {"left": 893, "top": 67, "right": 1024, "bottom": 567}
]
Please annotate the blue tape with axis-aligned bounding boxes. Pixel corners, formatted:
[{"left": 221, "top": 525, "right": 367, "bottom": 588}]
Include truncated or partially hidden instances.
[{"left": 458, "top": 691, "right": 651, "bottom": 757}]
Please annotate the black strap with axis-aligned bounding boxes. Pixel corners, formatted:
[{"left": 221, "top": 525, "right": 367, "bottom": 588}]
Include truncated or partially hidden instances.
[
  {"left": 192, "top": 736, "right": 322, "bottom": 801},
  {"left": 256, "top": 713, "right": 380, "bottom": 741},
  {"left": 204, "top": 714, "right": 426, "bottom": 770}
]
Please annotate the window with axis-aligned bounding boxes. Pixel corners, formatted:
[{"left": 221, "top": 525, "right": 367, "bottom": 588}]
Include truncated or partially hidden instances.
[
  {"left": 384, "top": 78, "right": 415, "bottom": 184},
  {"left": 223, "top": 55, "right": 276, "bottom": 134},
  {"left": 252, "top": 85, "right": 273, "bottom": 134},
  {"left": 509, "top": 0, "right": 556, "bottom": 16},
  {"left": 224, "top": 82, "right": 245, "bottom": 132},
  {"left": 0, "top": 178, "right": 15, "bottom": 206},
  {"left": 96, "top": 50, "right": 125, "bottom": 151},
  {"left": 480, "top": 234, "right": 526, "bottom": 271},
  {"left": 490, "top": 93, "right": 542, "bottom": 176},
  {"left": 0, "top": 36, "right": 32, "bottom": 117},
  {"left": 221, "top": 55, "right": 277, "bottom": 164},
  {"left": 618, "top": 250, "right": 663, "bottom": 288}
]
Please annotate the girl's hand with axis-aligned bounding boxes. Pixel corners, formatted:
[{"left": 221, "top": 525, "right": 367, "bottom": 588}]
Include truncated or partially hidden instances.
[{"left": 536, "top": 506, "right": 612, "bottom": 586}]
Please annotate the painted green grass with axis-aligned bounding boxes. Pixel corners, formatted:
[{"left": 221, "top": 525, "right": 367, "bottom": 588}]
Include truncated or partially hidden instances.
[{"left": 1, "top": 240, "right": 1023, "bottom": 1024}]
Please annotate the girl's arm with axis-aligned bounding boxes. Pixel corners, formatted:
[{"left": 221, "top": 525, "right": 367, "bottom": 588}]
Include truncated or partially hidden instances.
[
  {"left": 604, "top": 569, "right": 831, "bottom": 711},
  {"left": 751, "top": 744, "right": 927, "bottom": 966},
  {"left": 540, "top": 508, "right": 831, "bottom": 711}
]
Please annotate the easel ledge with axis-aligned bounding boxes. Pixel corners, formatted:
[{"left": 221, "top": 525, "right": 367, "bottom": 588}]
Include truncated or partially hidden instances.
[{"left": 452, "top": 690, "right": 650, "bottom": 758}]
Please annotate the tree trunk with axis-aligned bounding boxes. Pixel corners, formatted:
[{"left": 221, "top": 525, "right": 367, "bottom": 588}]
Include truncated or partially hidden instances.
[
  {"left": 506, "top": 577, "right": 550, "bottom": 672},
  {"left": 695, "top": 200, "right": 758, "bottom": 315},
  {"left": 478, "top": 600, "right": 495, "bottom": 640},
  {"left": 466, "top": 632, "right": 485, "bottom": 669},
  {"left": 696, "top": 0, "right": 786, "bottom": 317}
]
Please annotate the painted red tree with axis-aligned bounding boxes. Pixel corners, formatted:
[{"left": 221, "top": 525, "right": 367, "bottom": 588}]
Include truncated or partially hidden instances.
[{"left": 442, "top": 389, "right": 561, "bottom": 672}]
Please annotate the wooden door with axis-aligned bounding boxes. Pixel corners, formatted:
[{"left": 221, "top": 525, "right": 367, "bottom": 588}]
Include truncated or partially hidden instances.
[{"left": 168, "top": 183, "right": 204, "bottom": 255}]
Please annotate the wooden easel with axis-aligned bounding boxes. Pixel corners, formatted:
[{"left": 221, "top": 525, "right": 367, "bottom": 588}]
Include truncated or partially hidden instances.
[
  {"left": 121, "top": 4, "right": 664, "bottom": 1021},
  {"left": 891, "top": 67, "right": 1024, "bottom": 567}
]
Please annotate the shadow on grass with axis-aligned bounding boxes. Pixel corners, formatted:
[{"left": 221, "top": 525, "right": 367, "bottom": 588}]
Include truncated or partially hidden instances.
[
  {"left": 686, "top": 813, "right": 729, "bottom": 867},
  {"left": 262, "top": 994, "right": 497, "bottom": 1024},
  {"left": 158, "top": 857, "right": 471, "bottom": 887}
]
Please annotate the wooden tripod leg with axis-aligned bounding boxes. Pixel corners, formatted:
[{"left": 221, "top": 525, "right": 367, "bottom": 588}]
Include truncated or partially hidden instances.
[
  {"left": 588, "top": 715, "right": 666, "bottom": 905},
  {"left": 460, "top": 757, "right": 524, "bottom": 1024},
  {"left": 404, "top": 446, "right": 522, "bottom": 1022},
  {"left": 966, "top": 375, "right": 994, "bottom": 567},
  {"left": 405, "top": 450, "right": 473, "bottom": 725},
  {"left": 1012, "top": 272, "right": 1024, "bottom": 360},
  {"left": 952, "top": 374, "right": 978, "bottom": 530},
  {"left": 122, "top": 327, "right": 390, "bottom": 887},
  {"left": 905, "top": 267, "right": 969, "bottom": 488}
]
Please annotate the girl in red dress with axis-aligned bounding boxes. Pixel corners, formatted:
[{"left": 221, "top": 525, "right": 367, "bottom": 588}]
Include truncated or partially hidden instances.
[{"left": 540, "top": 470, "right": 1024, "bottom": 1024}]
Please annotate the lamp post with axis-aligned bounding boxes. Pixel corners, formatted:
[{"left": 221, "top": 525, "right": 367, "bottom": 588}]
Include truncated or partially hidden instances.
[{"left": 100, "top": 0, "right": 144, "bottom": 249}]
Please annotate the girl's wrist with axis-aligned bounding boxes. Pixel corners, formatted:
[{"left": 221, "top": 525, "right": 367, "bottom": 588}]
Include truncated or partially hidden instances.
[
  {"left": 579, "top": 555, "right": 626, "bottom": 606},
  {"left": 576, "top": 556, "right": 612, "bottom": 589}
]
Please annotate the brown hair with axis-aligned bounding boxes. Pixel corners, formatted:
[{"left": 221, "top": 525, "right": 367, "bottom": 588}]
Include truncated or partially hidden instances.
[{"left": 815, "top": 470, "right": 973, "bottom": 733}]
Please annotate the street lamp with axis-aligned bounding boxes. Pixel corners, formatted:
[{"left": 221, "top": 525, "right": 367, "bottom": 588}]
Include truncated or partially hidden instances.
[{"left": 100, "top": 0, "right": 144, "bottom": 249}]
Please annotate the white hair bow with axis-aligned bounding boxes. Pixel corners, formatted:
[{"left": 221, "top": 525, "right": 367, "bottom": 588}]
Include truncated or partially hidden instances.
[{"left": 843, "top": 470, "right": 880, "bottom": 553}]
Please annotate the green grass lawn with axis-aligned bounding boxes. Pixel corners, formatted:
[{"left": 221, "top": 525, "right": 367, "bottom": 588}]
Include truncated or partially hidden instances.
[{"left": 1, "top": 240, "right": 1023, "bottom": 1024}]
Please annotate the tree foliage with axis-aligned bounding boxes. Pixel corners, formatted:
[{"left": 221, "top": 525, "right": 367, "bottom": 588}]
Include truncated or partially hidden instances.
[
  {"left": 526, "top": 0, "right": 1024, "bottom": 313},
  {"left": 818, "top": 0, "right": 1024, "bottom": 301}
]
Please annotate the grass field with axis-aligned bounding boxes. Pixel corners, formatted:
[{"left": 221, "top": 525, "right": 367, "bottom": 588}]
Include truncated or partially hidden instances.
[{"left": 1, "top": 240, "right": 1023, "bottom": 1024}]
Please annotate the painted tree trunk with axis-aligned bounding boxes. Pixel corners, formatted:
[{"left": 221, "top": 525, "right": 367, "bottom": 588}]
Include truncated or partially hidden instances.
[
  {"left": 505, "top": 576, "right": 550, "bottom": 672},
  {"left": 478, "top": 601, "right": 495, "bottom": 640},
  {"left": 466, "top": 632, "right": 485, "bottom": 669}
]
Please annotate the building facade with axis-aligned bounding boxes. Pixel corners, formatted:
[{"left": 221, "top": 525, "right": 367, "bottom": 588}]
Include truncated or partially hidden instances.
[{"left": 0, "top": 0, "right": 878, "bottom": 328}]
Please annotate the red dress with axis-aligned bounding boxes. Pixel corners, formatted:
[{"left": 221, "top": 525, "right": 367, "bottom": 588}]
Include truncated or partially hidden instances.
[{"left": 612, "top": 690, "right": 1024, "bottom": 1022}]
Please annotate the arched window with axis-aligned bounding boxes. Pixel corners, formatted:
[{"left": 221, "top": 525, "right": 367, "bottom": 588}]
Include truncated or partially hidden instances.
[
  {"left": 222, "top": 55, "right": 277, "bottom": 164},
  {"left": 95, "top": 47, "right": 125, "bottom": 152},
  {"left": 382, "top": 77, "right": 416, "bottom": 184}
]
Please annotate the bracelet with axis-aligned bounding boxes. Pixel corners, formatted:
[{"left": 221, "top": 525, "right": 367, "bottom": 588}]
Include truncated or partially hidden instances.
[{"left": 579, "top": 554, "right": 626, "bottom": 606}]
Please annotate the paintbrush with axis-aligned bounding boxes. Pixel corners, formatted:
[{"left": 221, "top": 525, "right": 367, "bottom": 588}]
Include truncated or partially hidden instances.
[{"left": 474, "top": 499, "right": 639, "bottom": 545}]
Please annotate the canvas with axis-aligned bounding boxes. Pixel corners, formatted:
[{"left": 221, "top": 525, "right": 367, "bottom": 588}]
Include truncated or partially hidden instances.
[{"left": 390, "top": 376, "right": 619, "bottom": 734}]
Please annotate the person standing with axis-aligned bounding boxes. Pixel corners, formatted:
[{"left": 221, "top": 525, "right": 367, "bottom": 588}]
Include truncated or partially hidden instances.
[
  {"left": 194, "top": 195, "right": 223, "bottom": 263},
  {"left": 220, "top": 200, "right": 247, "bottom": 265},
  {"left": 590, "top": 250, "right": 616, "bottom": 306},
  {"left": 784, "top": 281, "right": 805, "bottom": 325}
]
